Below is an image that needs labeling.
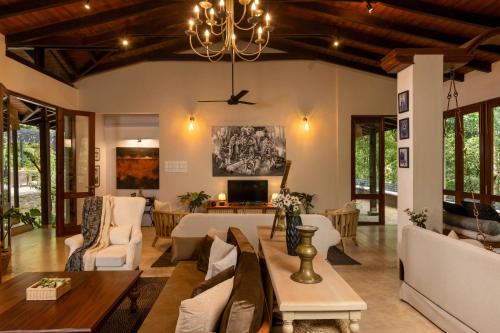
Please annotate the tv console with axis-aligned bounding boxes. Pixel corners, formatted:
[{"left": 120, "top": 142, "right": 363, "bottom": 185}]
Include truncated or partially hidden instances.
[{"left": 206, "top": 201, "right": 277, "bottom": 214}]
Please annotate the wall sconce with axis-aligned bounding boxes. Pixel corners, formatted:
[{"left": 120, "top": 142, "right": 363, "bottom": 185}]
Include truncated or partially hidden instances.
[
  {"left": 137, "top": 138, "right": 142, "bottom": 143},
  {"left": 188, "top": 116, "right": 196, "bottom": 131},
  {"left": 303, "top": 116, "right": 310, "bottom": 131},
  {"left": 218, "top": 192, "right": 227, "bottom": 206}
]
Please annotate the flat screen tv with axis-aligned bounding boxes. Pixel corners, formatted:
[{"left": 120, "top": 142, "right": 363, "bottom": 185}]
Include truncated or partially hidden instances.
[{"left": 228, "top": 180, "right": 268, "bottom": 204}]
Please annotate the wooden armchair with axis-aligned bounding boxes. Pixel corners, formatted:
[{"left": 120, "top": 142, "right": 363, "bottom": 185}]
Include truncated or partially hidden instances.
[
  {"left": 325, "top": 208, "right": 360, "bottom": 251},
  {"left": 152, "top": 211, "right": 188, "bottom": 247}
]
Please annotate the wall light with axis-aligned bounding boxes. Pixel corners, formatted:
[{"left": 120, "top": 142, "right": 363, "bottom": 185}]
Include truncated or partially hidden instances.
[
  {"left": 188, "top": 116, "right": 196, "bottom": 131},
  {"left": 303, "top": 116, "right": 310, "bottom": 131},
  {"left": 137, "top": 138, "right": 142, "bottom": 143}
]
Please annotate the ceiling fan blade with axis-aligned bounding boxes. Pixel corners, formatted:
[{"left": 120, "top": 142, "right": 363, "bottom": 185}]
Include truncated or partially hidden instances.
[
  {"left": 238, "top": 101, "right": 256, "bottom": 105},
  {"left": 197, "top": 100, "right": 228, "bottom": 103},
  {"left": 233, "top": 90, "right": 249, "bottom": 100}
]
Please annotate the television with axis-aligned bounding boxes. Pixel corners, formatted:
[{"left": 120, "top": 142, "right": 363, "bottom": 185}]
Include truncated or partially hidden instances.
[{"left": 228, "top": 180, "right": 268, "bottom": 204}]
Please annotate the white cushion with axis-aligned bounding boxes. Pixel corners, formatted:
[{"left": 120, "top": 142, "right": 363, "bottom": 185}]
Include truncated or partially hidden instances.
[
  {"left": 95, "top": 245, "right": 127, "bottom": 267},
  {"left": 459, "top": 238, "right": 483, "bottom": 248},
  {"left": 206, "top": 236, "right": 235, "bottom": 280},
  {"left": 154, "top": 200, "right": 172, "bottom": 212},
  {"left": 447, "top": 230, "right": 460, "bottom": 240},
  {"left": 207, "top": 227, "right": 227, "bottom": 241},
  {"left": 110, "top": 225, "right": 132, "bottom": 245},
  {"left": 212, "top": 247, "right": 237, "bottom": 277},
  {"left": 175, "top": 277, "right": 234, "bottom": 333}
]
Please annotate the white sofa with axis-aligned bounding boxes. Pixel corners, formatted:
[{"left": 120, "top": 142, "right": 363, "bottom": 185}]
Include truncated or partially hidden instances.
[
  {"left": 171, "top": 213, "right": 340, "bottom": 259},
  {"left": 65, "top": 196, "right": 146, "bottom": 271},
  {"left": 399, "top": 225, "right": 500, "bottom": 333}
]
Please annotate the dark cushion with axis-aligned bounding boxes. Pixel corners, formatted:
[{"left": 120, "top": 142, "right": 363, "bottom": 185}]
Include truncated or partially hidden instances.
[
  {"left": 171, "top": 237, "right": 204, "bottom": 263},
  {"left": 195, "top": 235, "right": 214, "bottom": 272},
  {"left": 190, "top": 265, "right": 235, "bottom": 298},
  {"left": 462, "top": 201, "right": 500, "bottom": 221},
  {"left": 219, "top": 252, "right": 264, "bottom": 333},
  {"left": 443, "top": 201, "right": 468, "bottom": 217},
  {"left": 227, "top": 227, "right": 255, "bottom": 255}
]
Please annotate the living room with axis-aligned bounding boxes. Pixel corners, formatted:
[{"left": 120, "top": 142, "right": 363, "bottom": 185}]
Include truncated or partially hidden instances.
[{"left": 1, "top": 1, "right": 500, "bottom": 333}]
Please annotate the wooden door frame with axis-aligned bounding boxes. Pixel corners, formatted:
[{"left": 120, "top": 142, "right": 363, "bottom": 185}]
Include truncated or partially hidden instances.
[
  {"left": 351, "top": 115, "right": 388, "bottom": 225},
  {"left": 56, "top": 108, "right": 95, "bottom": 237}
]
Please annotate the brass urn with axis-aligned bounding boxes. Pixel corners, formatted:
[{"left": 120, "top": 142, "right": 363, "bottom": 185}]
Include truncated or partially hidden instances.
[{"left": 291, "top": 225, "right": 322, "bottom": 284}]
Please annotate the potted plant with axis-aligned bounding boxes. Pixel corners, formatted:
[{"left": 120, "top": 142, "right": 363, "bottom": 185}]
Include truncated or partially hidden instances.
[
  {"left": 404, "top": 208, "right": 428, "bottom": 229},
  {"left": 291, "top": 192, "right": 316, "bottom": 214},
  {"left": 272, "top": 193, "right": 302, "bottom": 256},
  {"left": 177, "top": 191, "right": 211, "bottom": 213}
]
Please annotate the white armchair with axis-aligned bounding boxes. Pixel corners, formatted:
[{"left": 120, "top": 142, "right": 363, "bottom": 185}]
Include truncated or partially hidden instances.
[{"left": 65, "top": 196, "right": 146, "bottom": 271}]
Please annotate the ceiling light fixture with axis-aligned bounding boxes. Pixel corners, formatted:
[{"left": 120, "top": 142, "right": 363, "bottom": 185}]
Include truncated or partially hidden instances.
[
  {"left": 84, "top": 0, "right": 91, "bottom": 10},
  {"left": 333, "top": 39, "right": 340, "bottom": 47},
  {"left": 186, "top": 0, "right": 274, "bottom": 62},
  {"left": 121, "top": 37, "right": 130, "bottom": 48},
  {"left": 366, "top": 1, "right": 374, "bottom": 14}
]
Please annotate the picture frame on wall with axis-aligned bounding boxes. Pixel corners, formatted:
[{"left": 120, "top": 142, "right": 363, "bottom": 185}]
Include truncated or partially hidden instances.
[
  {"left": 399, "top": 118, "right": 410, "bottom": 140},
  {"left": 398, "top": 90, "right": 409, "bottom": 113},
  {"left": 399, "top": 147, "right": 410, "bottom": 168},
  {"left": 95, "top": 166, "right": 100, "bottom": 188},
  {"left": 95, "top": 148, "right": 100, "bottom": 161}
]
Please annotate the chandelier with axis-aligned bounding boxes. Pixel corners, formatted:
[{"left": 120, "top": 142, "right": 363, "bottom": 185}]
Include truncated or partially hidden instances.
[{"left": 185, "top": 0, "right": 273, "bottom": 62}]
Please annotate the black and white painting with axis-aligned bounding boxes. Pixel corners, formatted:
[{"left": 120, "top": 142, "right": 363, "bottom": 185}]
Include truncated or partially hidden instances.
[
  {"left": 399, "top": 147, "right": 410, "bottom": 168},
  {"left": 399, "top": 118, "right": 410, "bottom": 140},
  {"left": 212, "top": 126, "right": 286, "bottom": 176}
]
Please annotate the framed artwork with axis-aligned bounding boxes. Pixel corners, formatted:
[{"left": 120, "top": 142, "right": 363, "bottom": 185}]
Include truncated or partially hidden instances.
[
  {"left": 116, "top": 147, "right": 159, "bottom": 189},
  {"left": 399, "top": 118, "right": 410, "bottom": 140},
  {"left": 95, "top": 148, "right": 100, "bottom": 161},
  {"left": 398, "top": 90, "right": 409, "bottom": 113},
  {"left": 212, "top": 126, "right": 286, "bottom": 176},
  {"left": 94, "top": 166, "right": 100, "bottom": 188},
  {"left": 399, "top": 147, "right": 410, "bottom": 168}
]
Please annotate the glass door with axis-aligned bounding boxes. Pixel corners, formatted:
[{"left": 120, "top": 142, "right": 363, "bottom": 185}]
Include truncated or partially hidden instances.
[{"left": 56, "top": 109, "right": 95, "bottom": 237}]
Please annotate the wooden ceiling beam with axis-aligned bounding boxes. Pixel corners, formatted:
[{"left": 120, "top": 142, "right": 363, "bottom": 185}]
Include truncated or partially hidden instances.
[
  {"left": 7, "top": 1, "right": 183, "bottom": 44},
  {"left": 0, "top": 0, "right": 82, "bottom": 20},
  {"left": 377, "top": 0, "right": 499, "bottom": 29},
  {"left": 49, "top": 50, "right": 77, "bottom": 80}
]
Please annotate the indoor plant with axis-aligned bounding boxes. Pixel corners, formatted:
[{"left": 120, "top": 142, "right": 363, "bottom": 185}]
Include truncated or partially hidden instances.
[
  {"left": 291, "top": 192, "right": 316, "bottom": 214},
  {"left": 177, "top": 191, "right": 211, "bottom": 213},
  {"left": 404, "top": 208, "right": 428, "bottom": 229},
  {"left": 272, "top": 193, "right": 303, "bottom": 256}
]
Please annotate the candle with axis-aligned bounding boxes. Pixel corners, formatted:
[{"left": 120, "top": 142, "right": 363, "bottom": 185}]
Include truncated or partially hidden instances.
[
  {"left": 257, "top": 26, "right": 263, "bottom": 40},
  {"left": 188, "top": 19, "right": 194, "bottom": 31},
  {"left": 194, "top": 5, "right": 200, "bottom": 19},
  {"left": 204, "top": 29, "right": 210, "bottom": 43},
  {"left": 265, "top": 13, "right": 271, "bottom": 27},
  {"left": 251, "top": 2, "right": 256, "bottom": 15},
  {"left": 210, "top": 8, "right": 215, "bottom": 20},
  {"left": 219, "top": 0, "right": 224, "bottom": 9},
  {"left": 232, "top": 33, "right": 236, "bottom": 41}
]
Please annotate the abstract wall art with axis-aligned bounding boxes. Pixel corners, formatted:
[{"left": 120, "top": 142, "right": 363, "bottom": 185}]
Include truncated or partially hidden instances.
[{"left": 116, "top": 147, "right": 159, "bottom": 189}]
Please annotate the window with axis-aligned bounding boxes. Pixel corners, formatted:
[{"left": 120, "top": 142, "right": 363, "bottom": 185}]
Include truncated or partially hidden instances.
[{"left": 443, "top": 117, "right": 455, "bottom": 191}]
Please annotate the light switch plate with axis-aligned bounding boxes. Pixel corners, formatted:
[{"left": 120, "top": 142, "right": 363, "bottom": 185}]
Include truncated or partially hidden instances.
[{"left": 165, "top": 161, "right": 188, "bottom": 173}]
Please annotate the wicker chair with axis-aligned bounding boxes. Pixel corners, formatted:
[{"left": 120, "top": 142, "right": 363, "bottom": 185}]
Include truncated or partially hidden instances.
[
  {"left": 324, "top": 208, "right": 360, "bottom": 251},
  {"left": 152, "top": 211, "right": 188, "bottom": 247}
]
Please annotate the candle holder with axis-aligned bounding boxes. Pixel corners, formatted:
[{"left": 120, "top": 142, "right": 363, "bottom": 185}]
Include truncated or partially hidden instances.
[{"left": 291, "top": 225, "right": 322, "bottom": 284}]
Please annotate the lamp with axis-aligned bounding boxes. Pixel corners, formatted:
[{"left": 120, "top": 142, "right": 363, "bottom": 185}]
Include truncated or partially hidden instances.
[
  {"left": 303, "top": 116, "right": 310, "bottom": 131},
  {"left": 271, "top": 192, "right": 279, "bottom": 202},
  {"left": 218, "top": 192, "right": 227, "bottom": 206},
  {"left": 188, "top": 116, "right": 196, "bottom": 131}
]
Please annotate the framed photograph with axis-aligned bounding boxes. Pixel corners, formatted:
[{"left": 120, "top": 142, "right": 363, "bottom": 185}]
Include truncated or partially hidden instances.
[
  {"left": 399, "top": 118, "right": 410, "bottom": 140},
  {"left": 95, "top": 148, "right": 100, "bottom": 161},
  {"left": 399, "top": 147, "right": 410, "bottom": 168},
  {"left": 94, "top": 165, "right": 100, "bottom": 188},
  {"left": 398, "top": 90, "right": 409, "bottom": 113}
]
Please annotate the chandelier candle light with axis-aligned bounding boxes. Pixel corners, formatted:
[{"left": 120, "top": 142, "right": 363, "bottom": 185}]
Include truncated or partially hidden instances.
[{"left": 186, "top": 0, "right": 274, "bottom": 62}]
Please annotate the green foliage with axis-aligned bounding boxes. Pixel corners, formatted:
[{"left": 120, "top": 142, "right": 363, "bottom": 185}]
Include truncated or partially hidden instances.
[
  {"left": 384, "top": 129, "right": 397, "bottom": 187},
  {"left": 178, "top": 191, "right": 211, "bottom": 213},
  {"left": 291, "top": 192, "right": 316, "bottom": 214},
  {"left": 1, "top": 207, "right": 42, "bottom": 250}
]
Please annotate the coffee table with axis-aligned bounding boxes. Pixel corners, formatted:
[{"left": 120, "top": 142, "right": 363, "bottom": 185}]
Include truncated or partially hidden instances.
[
  {"left": 257, "top": 226, "right": 367, "bottom": 333},
  {"left": 0, "top": 270, "right": 141, "bottom": 332}
]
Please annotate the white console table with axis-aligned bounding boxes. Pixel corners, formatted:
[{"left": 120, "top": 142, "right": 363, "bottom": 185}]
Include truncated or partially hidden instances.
[{"left": 257, "top": 226, "right": 367, "bottom": 333}]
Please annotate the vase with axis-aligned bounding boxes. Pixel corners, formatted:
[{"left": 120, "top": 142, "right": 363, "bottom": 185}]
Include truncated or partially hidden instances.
[
  {"left": 285, "top": 214, "right": 302, "bottom": 256},
  {"left": 291, "top": 225, "right": 322, "bottom": 284}
]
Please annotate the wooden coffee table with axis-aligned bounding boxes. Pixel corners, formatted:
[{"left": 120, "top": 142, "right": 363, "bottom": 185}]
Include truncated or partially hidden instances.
[{"left": 0, "top": 270, "right": 142, "bottom": 332}]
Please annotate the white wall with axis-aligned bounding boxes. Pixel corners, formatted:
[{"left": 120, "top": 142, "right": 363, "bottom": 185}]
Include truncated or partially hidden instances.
[
  {"left": 0, "top": 34, "right": 78, "bottom": 109},
  {"left": 78, "top": 60, "right": 396, "bottom": 212}
]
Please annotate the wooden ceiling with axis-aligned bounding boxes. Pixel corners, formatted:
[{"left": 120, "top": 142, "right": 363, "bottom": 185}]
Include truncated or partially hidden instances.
[{"left": 0, "top": 0, "right": 499, "bottom": 85}]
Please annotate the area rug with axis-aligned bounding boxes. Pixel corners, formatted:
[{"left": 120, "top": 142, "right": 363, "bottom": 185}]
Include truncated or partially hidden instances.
[
  {"left": 96, "top": 277, "right": 167, "bottom": 333},
  {"left": 327, "top": 246, "right": 361, "bottom": 266},
  {"left": 151, "top": 247, "right": 176, "bottom": 268}
]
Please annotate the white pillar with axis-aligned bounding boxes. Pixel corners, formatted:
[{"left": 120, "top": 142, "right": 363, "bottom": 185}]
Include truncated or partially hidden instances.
[{"left": 397, "top": 55, "right": 444, "bottom": 243}]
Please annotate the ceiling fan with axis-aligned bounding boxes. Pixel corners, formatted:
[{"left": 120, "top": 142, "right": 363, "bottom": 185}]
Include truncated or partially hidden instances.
[{"left": 197, "top": 60, "right": 256, "bottom": 105}]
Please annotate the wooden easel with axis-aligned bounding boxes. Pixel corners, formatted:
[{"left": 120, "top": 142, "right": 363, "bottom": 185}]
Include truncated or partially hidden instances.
[{"left": 270, "top": 160, "right": 292, "bottom": 239}]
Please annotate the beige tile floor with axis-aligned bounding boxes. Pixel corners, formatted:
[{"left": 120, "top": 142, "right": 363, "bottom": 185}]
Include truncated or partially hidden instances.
[{"left": 3, "top": 225, "right": 442, "bottom": 333}]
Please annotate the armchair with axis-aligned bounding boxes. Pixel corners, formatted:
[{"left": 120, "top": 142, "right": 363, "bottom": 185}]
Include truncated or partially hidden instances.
[{"left": 65, "top": 196, "right": 146, "bottom": 271}]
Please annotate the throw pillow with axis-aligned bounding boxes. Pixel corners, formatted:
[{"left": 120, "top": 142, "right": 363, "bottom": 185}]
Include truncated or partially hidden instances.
[
  {"left": 206, "top": 236, "right": 236, "bottom": 280},
  {"left": 208, "top": 227, "right": 228, "bottom": 241},
  {"left": 443, "top": 201, "right": 468, "bottom": 216},
  {"left": 109, "top": 225, "right": 132, "bottom": 245},
  {"left": 154, "top": 200, "right": 172, "bottom": 212},
  {"left": 196, "top": 235, "right": 214, "bottom": 273},
  {"left": 212, "top": 247, "right": 237, "bottom": 277},
  {"left": 175, "top": 277, "right": 234, "bottom": 333},
  {"left": 171, "top": 237, "right": 204, "bottom": 263},
  {"left": 462, "top": 201, "right": 500, "bottom": 221},
  {"left": 191, "top": 265, "right": 235, "bottom": 298},
  {"left": 447, "top": 230, "right": 460, "bottom": 240}
]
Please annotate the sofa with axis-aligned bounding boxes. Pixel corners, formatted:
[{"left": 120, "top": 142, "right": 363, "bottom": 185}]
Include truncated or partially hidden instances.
[
  {"left": 139, "top": 227, "right": 269, "bottom": 333},
  {"left": 171, "top": 213, "right": 340, "bottom": 259},
  {"left": 65, "top": 196, "right": 146, "bottom": 271},
  {"left": 399, "top": 225, "right": 500, "bottom": 333}
]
